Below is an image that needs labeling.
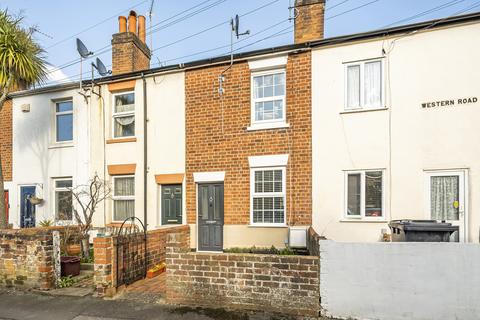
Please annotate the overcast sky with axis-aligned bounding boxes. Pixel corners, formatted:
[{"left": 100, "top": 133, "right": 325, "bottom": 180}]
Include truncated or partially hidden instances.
[{"left": 2, "top": 0, "right": 479, "bottom": 84}]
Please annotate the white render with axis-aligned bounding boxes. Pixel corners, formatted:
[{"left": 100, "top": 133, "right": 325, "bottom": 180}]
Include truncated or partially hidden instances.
[
  {"left": 10, "top": 89, "right": 90, "bottom": 227},
  {"left": 89, "top": 71, "right": 186, "bottom": 230},
  {"left": 320, "top": 241, "right": 480, "bottom": 320},
  {"left": 312, "top": 21, "right": 480, "bottom": 242}
]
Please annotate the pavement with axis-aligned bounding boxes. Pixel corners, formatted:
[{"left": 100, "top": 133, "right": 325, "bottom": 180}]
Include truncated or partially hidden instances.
[{"left": 0, "top": 289, "right": 300, "bottom": 320}]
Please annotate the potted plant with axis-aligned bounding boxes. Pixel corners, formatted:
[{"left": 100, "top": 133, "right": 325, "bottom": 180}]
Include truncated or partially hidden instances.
[
  {"left": 29, "top": 196, "right": 43, "bottom": 205},
  {"left": 147, "top": 262, "right": 166, "bottom": 279}
]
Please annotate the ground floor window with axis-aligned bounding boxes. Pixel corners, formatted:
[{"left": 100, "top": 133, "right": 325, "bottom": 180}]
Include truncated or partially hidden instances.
[
  {"left": 250, "top": 167, "right": 286, "bottom": 225},
  {"left": 54, "top": 178, "right": 73, "bottom": 221},
  {"left": 113, "top": 176, "right": 135, "bottom": 221},
  {"left": 345, "top": 170, "right": 384, "bottom": 219}
]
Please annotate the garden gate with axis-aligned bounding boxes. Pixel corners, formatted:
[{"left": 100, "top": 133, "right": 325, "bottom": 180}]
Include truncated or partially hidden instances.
[{"left": 116, "top": 217, "right": 147, "bottom": 286}]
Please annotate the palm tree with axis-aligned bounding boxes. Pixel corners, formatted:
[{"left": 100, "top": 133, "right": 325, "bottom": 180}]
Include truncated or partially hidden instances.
[{"left": 0, "top": 10, "right": 48, "bottom": 228}]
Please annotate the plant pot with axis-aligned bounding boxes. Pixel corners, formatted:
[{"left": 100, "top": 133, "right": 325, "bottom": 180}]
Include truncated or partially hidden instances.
[
  {"left": 146, "top": 265, "right": 166, "bottom": 279},
  {"left": 66, "top": 244, "right": 81, "bottom": 256},
  {"left": 29, "top": 196, "right": 43, "bottom": 205},
  {"left": 61, "top": 256, "right": 81, "bottom": 277}
]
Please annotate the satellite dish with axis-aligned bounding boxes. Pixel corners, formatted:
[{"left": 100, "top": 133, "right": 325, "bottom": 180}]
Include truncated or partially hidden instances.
[
  {"left": 76, "top": 38, "right": 93, "bottom": 58},
  {"left": 95, "top": 58, "right": 111, "bottom": 76}
]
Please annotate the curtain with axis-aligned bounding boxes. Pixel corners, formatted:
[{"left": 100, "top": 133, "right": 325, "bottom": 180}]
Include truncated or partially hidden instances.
[
  {"left": 347, "top": 65, "right": 360, "bottom": 108},
  {"left": 115, "top": 177, "right": 134, "bottom": 196},
  {"left": 114, "top": 200, "right": 134, "bottom": 221},
  {"left": 115, "top": 115, "right": 135, "bottom": 126},
  {"left": 431, "top": 176, "right": 459, "bottom": 221},
  {"left": 347, "top": 174, "right": 361, "bottom": 216},
  {"left": 364, "top": 61, "right": 382, "bottom": 108}
]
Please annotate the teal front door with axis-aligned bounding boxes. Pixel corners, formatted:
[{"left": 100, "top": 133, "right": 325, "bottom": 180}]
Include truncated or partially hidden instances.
[{"left": 161, "top": 184, "right": 182, "bottom": 225}]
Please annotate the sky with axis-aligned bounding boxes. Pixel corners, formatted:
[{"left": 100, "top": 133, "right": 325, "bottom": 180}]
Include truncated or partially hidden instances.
[{"left": 1, "top": 0, "right": 479, "bottom": 85}]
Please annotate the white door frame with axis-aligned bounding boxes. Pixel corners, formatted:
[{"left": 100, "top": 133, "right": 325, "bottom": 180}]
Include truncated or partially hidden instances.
[{"left": 424, "top": 169, "right": 468, "bottom": 242}]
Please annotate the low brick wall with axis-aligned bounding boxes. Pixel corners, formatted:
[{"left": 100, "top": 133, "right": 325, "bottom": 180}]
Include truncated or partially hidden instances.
[
  {"left": 166, "top": 233, "right": 320, "bottom": 318},
  {"left": 94, "top": 225, "right": 189, "bottom": 297},
  {"left": 307, "top": 226, "right": 323, "bottom": 256},
  {"left": 0, "top": 228, "right": 57, "bottom": 289}
]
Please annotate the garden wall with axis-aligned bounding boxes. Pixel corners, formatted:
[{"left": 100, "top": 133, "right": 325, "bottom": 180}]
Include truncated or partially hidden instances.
[
  {"left": 0, "top": 227, "right": 61, "bottom": 289},
  {"left": 93, "top": 224, "right": 189, "bottom": 297},
  {"left": 165, "top": 232, "right": 320, "bottom": 318},
  {"left": 320, "top": 241, "right": 480, "bottom": 320}
]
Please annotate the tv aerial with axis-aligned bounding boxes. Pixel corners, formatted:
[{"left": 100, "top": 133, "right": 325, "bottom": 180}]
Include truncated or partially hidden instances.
[
  {"left": 219, "top": 15, "right": 250, "bottom": 96},
  {"left": 76, "top": 38, "right": 93, "bottom": 101}
]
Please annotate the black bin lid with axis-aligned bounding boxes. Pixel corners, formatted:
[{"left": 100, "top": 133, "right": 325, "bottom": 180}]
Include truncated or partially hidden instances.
[{"left": 389, "top": 219, "right": 459, "bottom": 231}]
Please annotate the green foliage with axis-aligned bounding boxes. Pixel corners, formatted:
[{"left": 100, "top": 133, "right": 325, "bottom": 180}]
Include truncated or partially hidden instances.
[
  {"left": 39, "top": 219, "right": 53, "bottom": 227},
  {"left": 80, "top": 248, "right": 94, "bottom": 263},
  {"left": 0, "top": 10, "right": 48, "bottom": 92},
  {"left": 224, "top": 245, "right": 295, "bottom": 255},
  {"left": 57, "top": 275, "right": 76, "bottom": 288}
]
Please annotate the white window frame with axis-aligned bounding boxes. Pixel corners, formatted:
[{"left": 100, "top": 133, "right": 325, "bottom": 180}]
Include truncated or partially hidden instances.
[
  {"left": 112, "top": 175, "right": 135, "bottom": 222},
  {"left": 343, "top": 169, "right": 386, "bottom": 221},
  {"left": 54, "top": 99, "right": 73, "bottom": 143},
  {"left": 344, "top": 59, "right": 385, "bottom": 111},
  {"left": 53, "top": 177, "right": 73, "bottom": 222},
  {"left": 112, "top": 91, "right": 135, "bottom": 139},
  {"left": 250, "top": 166, "right": 287, "bottom": 227},
  {"left": 250, "top": 69, "right": 287, "bottom": 128}
]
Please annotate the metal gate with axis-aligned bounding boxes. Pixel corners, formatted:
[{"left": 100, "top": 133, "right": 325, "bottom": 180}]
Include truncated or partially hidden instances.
[{"left": 116, "top": 217, "right": 147, "bottom": 286}]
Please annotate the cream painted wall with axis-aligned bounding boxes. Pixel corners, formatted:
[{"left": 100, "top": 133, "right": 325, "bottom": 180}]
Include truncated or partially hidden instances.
[
  {"left": 89, "top": 71, "right": 186, "bottom": 230},
  {"left": 11, "top": 90, "right": 90, "bottom": 227},
  {"left": 189, "top": 224, "right": 289, "bottom": 249},
  {"left": 312, "top": 22, "right": 480, "bottom": 242}
]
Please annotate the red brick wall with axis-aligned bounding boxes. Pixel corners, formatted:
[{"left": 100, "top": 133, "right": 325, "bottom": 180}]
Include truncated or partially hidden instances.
[
  {"left": 0, "top": 228, "right": 57, "bottom": 289},
  {"left": 93, "top": 225, "right": 189, "bottom": 297},
  {"left": 185, "top": 51, "right": 312, "bottom": 226},
  {"left": 165, "top": 232, "right": 320, "bottom": 317},
  {"left": 0, "top": 99, "right": 12, "bottom": 182}
]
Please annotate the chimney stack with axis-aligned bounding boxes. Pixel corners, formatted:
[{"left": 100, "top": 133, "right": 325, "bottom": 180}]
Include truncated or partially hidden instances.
[
  {"left": 294, "top": 0, "right": 325, "bottom": 43},
  {"left": 111, "top": 10, "right": 151, "bottom": 75}
]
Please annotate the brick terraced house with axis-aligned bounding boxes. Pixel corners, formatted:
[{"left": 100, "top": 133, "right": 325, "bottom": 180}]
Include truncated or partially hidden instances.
[{"left": 4, "top": 0, "right": 480, "bottom": 247}]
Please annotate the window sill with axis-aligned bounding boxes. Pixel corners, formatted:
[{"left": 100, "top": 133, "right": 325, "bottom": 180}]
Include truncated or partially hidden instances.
[
  {"left": 247, "top": 122, "right": 290, "bottom": 131},
  {"left": 340, "top": 107, "right": 388, "bottom": 115},
  {"left": 48, "top": 142, "right": 74, "bottom": 149},
  {"left": 106, "top": 137, "right": 137, "bottom": 144},
  {"left": 340, "top": 218, "right": 388, "bottom": 223},
  {"left": 248, "top": 223, "right": 288, "bottom": 228}
]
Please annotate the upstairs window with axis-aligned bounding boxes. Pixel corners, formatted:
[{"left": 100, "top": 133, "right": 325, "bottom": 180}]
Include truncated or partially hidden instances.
[
  {"left": 345, "top": 170, "right": 384, "bottom": 219},
  {"left": 55, "top": 101, "right": 73, "bottom": 142},
  {"left": 345, "top": 60, "right": 383, "bottom": 110},
  {"left": 113, "top": 92, "right": 135, "bottom": 138},
  {"left": 252, "top": 70, "right": 286, "bottom": 124}
]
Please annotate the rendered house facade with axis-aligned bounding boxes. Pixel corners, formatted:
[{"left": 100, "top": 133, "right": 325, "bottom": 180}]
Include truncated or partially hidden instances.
[{"left": 311, "top": 14, "right": 480, "bottom": 242}]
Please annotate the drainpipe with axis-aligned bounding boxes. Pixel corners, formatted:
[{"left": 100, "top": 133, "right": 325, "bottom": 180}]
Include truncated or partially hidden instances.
[{"left": 142, "top": 74, "right": 148, "bottom": 230}]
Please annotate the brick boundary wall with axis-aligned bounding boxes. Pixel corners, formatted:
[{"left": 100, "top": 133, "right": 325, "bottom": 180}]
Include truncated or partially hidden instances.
[
  {"left": 165, "top": 232, "right": 320, "bottom": 318},
  {"left": 0, "top": 228, "right": 58, "bottom": 289},
  {"left": 307, "top": 227, "right": 324, "bottom": 257},
  {"left": 94, "top": 225, "right": 189, "bottom": 297}
]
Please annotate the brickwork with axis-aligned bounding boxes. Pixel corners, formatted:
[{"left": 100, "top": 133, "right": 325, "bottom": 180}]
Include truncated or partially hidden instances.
[
  {"left": 307, "top": 226, "right": 324, "bottom": 256},
  {"left": 0, "top": 228, "right": 56, "bottom": 289},
  {"left": 165, "top": 232, "right": 320, "bottom": 317},
  {"left": 93, "top": 225, "right": 189, "bottom": 297},
  {"left": 294, "top": 0, "right": 325, "bottom": 43},
  {"left": 111, "top": 32, "right": 150, "bottom": 75},
  {"left": 185, "top": 51, "right": 312, "bottom": 226},
  {"left": 0, "top": 99, "right": 12, "bottom": 181}
]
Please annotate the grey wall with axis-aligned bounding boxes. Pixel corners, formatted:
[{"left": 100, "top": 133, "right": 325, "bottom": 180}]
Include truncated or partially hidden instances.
[{"left": 320, "top": 241, "right": 480, "bottom": 320}]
